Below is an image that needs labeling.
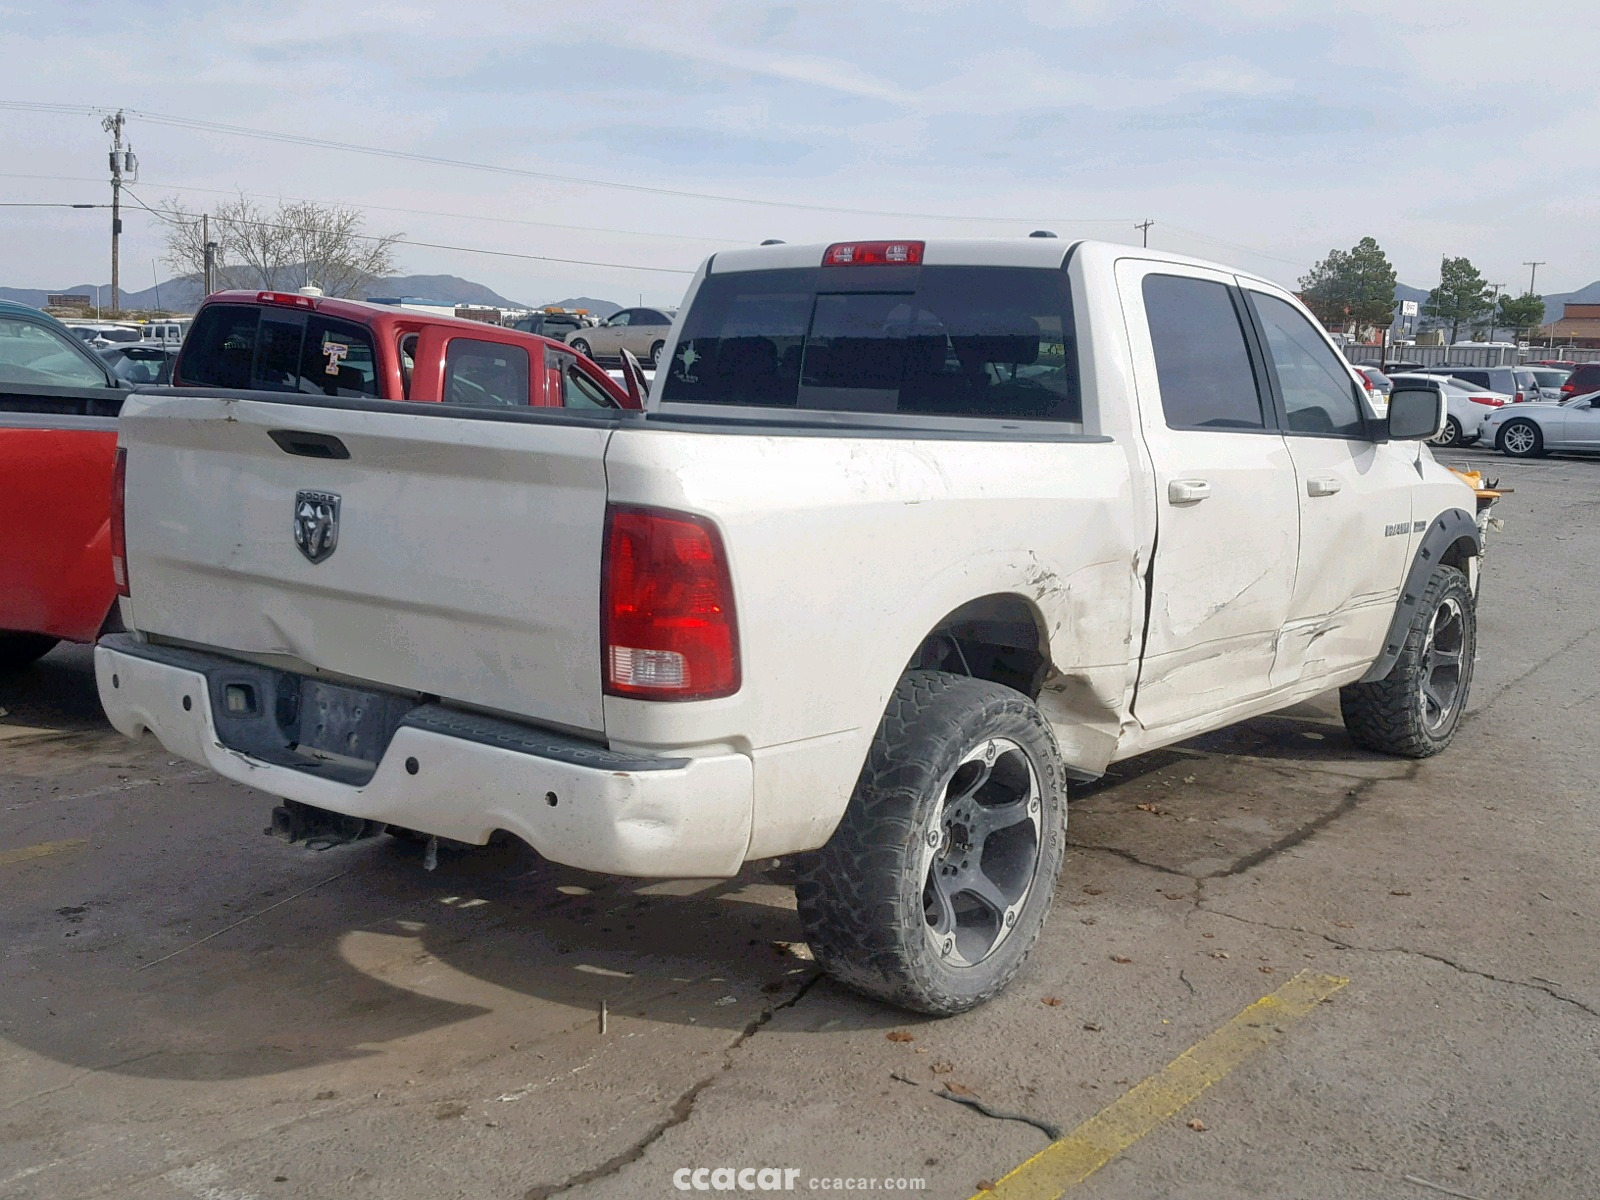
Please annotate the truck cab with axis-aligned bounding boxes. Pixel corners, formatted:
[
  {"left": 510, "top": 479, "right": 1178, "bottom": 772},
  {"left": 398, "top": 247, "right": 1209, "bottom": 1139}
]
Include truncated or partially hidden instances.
[{"left": 175, "top": 291, "right": 637, "bottom": 410}]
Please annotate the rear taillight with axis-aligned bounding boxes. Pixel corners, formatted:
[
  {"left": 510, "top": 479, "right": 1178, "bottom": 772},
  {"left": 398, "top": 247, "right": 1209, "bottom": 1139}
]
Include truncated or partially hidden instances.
[
  {"left": 602, "top": 506, "right": 739, "bottom": 700},
  {"left": 110, "top": 447, "right": 129, "bottom": 597},
  {"left": 1561, "top": 383, "right": 1576, "bottom": 395},
  {"left": 822, "top": 240, "right": 924, "bottom": 267},
  {"left": 1514, "top": 391, "right": 1525, "bottom": 403},
  {"left": 1468, "top": 396, "right": 1505, "bottom": 407}
]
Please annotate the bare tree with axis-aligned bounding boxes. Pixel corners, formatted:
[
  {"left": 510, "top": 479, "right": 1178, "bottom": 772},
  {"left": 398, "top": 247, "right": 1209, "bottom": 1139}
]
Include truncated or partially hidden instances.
[{"left": 161, "top": 193, "right": 401, "bottom": 298}]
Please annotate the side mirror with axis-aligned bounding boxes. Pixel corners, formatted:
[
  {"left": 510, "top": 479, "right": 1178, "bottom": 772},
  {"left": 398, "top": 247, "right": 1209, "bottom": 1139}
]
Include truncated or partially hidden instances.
[
  {"left": 1387, "top": 386, "right": 1446, "bottom": 440},
  {"left": 617, "top": 348, "right": 649, "bottom": 410}
]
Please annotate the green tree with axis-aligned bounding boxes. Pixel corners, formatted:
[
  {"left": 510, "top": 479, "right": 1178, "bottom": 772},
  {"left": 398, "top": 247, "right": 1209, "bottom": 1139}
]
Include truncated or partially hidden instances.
[
  {"left": 1423, "top": 257, "right": 1493, "bottom": 343},
  {"left": 1497, "top": 293, "right": 1546, "bottom": 340},
  {"left": 1298, "top": 237, "right": 1397, "bottom": 336}
]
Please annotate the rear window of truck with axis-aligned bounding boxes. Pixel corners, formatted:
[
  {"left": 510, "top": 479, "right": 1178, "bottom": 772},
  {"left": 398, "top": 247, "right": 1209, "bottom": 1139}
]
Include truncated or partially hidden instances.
[
  {"left": 181, "top": 304, "right": 379, "bottom": 398},
  {"left": 660, "top": 266, "right": 1080, "bottom": 423}
]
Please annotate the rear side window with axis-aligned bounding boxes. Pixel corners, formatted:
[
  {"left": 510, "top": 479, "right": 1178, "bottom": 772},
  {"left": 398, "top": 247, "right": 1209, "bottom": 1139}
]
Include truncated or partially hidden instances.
[
  {"left": 179, "top": 304, "right": 259, "bottom": 388},
  {"left": 301, "top": 318, "right": 378, "bottom": 398},
  {"left": 662, "top": 266, "right": 1080, "bottom": 423},
  {"left": 444, "top": 338, "right": 530, "bottom": 408},
  {"left": 1142, "top": 275, "right": 1265, "bottom": 430},
  {"left": 1452, "top": 370, "right": 1489, "bottom": 388},
  {"left": 1250, "top": 293, "right": 1367, "bottom": 437}
]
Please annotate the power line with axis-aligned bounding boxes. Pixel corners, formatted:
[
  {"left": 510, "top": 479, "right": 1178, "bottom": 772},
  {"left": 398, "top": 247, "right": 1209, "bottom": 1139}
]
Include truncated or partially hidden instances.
[
  {"left": 0, "top": 100, "right": 1136, "bottom": 227},
  {"left": 0, "top": 171, "right": 740, "bottom": 248},
  {"left": 0, "top": 201, "right": 104, "bottom": 208},
  {"left": 121, "top": 188, "right": 697, "bottom": 276}
]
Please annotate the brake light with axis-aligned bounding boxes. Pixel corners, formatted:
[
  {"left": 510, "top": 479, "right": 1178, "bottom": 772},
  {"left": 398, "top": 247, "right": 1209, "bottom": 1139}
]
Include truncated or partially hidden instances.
[
  {"left": 602, "top": 506, "right": 739, "bottom": 700},
  {"left": 1514, "top": 391, "right": 1525, "bottom": 403},
  {"left": 256, "top": 291, "right": 317, "bottom": 309},
  {"left": 1468, "top": 396, "right": 1505, "bottom": 407},
  {"left": 822, "top": 241, "right": 924, "bottom": 267},
  {"left": 1561, "top": 383, "right": 1576, "bottom": 395},
  {"left": 110, "top": 447, "right": 129, "bottom": 597}
]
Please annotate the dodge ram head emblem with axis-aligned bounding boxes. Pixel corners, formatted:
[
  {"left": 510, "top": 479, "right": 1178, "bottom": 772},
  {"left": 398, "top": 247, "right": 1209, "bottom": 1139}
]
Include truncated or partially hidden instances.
[{"left": 293, "top": 490, "right": 340, "bottom": 564}]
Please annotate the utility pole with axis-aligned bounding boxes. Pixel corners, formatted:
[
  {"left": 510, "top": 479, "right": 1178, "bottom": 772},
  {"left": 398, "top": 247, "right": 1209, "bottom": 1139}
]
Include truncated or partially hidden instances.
[
  {"left": 1487, "top": 282, "right": 1505, "bottom": 342},
  {"left": 1523, "top": 260, "right": 1545, "bottom": 295},
  {"left": 102, "top": 110, "right": 137, "bottom": 311},
  {"left": 1135, "top": 219, "right": 1154, "bottom": 248},
  {"left": 201, "top": 212, "right": 217, "bottom": 297}
]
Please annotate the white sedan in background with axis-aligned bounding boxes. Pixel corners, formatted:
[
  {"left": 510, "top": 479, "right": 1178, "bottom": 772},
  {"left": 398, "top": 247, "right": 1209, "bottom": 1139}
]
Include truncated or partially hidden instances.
[
  {"left": 1387, "top": 373, "right": 1512, "bottom": 447},
  {"left": 1479, "top": 391, "right": 1600, "bottom": 457}
]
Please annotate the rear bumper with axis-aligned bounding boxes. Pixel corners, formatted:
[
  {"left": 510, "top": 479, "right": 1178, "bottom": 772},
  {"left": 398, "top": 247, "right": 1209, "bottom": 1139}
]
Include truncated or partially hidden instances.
[{"left": 94, "top": 638, "right": 754, "bottom": 878}]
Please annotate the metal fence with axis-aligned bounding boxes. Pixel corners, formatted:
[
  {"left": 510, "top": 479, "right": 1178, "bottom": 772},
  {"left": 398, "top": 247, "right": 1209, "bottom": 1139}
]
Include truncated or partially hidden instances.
[{"left": 1343, "top": 344, "right": 1600, "bottom": 368}]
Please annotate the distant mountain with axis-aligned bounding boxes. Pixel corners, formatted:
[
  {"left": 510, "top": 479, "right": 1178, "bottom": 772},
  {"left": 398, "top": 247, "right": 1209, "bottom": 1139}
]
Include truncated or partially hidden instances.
[{"left": 367, "top": 274, "right": 522, "bottom": 308}]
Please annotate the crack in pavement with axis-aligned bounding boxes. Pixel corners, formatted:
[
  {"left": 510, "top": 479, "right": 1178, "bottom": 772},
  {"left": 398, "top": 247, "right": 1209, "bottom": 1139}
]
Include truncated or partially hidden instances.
[
  {"left": 522, "top": 972, "right": 824, "bottom": 1200},
  {"left": 1070, "top": 768, "right": 1410, "bottom": 882},
  {"left": 1200, "top": 906, "right": 1600, "bottom": 1019},
  {"left": 1464, "top": 616, "right": 1600, "bottom": 723}
]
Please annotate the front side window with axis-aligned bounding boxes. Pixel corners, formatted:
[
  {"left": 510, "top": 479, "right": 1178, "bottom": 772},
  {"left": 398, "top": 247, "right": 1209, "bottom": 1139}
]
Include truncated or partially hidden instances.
[
  {"left": 1142, "top": 274, "right": 1265, "bottom": 430},
  {"left": 443, "top": 338, "right": 530, "bottom": 408},
  {"left": 662, "top": 266, "right": 1080, "bottom": 423},
  {"left": 561, "top": 363, "right": 616, "bottom": 409},
  {"left": 1250, "top": 292, "right": 1367, "bottom": 437},
  {"left": 0, "top": 315, "right": 109, "bottom": 387}
]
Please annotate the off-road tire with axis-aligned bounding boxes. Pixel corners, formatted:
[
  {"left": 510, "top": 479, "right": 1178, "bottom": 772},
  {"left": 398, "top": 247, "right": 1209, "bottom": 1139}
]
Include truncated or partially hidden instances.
[
  {"left": 794, "top": 670, "right": 1067, "bottom": 1015},
  {"left": 1497, "top": 418, "right": 1544, "bottom": 458},
  {"left": 648, "top": 340, "right": 665, "bottom": 367},
  {"left": 1430, "top": 416, "right": 1463, "bottom": 448},
  {"left": 570, "top": 338, "right": 592, "bottom": 359},
  {"left": 0, "top": 633, "right": 58, "bottom": 672},
  {"left": 1340, "top": 565, "right": 1475, "bottom": 757}
]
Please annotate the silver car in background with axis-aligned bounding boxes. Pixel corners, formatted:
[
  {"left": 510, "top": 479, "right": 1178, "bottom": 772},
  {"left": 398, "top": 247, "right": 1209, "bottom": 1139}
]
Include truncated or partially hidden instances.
[{"left": 1480, "top": 390, "right": 1600, "bottom": 457}]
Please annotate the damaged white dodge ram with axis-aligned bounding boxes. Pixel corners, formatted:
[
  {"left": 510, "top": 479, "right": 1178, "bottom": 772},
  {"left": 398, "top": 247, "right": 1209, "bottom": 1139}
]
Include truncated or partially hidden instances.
[{"left": 97, "top": 238, "right": 1492, "bottom": 1015}]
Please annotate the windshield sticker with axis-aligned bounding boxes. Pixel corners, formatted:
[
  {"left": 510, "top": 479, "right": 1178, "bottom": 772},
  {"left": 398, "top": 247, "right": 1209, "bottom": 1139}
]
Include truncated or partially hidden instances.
[{"left": 322, "top": 341, "right": 349, "bottom": 375}]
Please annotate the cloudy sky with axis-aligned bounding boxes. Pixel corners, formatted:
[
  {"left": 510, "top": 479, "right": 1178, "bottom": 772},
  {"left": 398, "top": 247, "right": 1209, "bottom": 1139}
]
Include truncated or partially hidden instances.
[{"left": 1, "top": 0, "right": 1595, "bottom": 306}]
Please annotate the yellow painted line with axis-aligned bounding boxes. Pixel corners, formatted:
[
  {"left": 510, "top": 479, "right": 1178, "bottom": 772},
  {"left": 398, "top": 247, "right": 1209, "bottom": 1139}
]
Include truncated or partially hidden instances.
[
  {"left": 0, "top": 838, "right": 88, "bottom": 867},
  {"left": 978, "top": 971, "right": 1348, "bottom": 1199}
]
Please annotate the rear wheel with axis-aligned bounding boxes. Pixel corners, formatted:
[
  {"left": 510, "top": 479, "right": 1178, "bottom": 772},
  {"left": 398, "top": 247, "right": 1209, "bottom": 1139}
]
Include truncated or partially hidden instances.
[
  {"left": 1340, "top": 565, "right": 1474, "bottom": 757},
  {"left": 1498, "top": 419, "right": 1544, "bottom": 458},
  {"left": 1430, "top": 416, "right": 1463, "bottom": 447},
  {"left": 570, "top": 338, "right": 592, "bottom": 359},
  {"left": 795, "top": 671, "right": 1067, "bottom": 1015},
  {"left": 648, "top": 340, "right": 665, "bottom": 367},
  {"left": 0, "top": 633, "right": 58, "bottom": 673}
]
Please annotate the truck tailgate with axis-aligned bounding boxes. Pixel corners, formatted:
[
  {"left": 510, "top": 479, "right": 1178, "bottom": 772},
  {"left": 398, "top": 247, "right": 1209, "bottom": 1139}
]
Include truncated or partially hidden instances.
[{"left": 118, "top": 392, "right": 612, "bottom": 733}]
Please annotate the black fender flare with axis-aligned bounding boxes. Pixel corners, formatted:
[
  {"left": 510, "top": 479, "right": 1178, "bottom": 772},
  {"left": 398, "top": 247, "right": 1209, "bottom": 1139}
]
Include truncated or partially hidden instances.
[{"left": 1358, "top": 507, "right": 1479, "bottom": 683}]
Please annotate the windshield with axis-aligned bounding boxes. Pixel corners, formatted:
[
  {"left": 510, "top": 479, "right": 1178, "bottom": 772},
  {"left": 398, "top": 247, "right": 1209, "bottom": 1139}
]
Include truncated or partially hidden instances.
[{"left": 661, "top": 265, "right": 1081, "bottom": 424}]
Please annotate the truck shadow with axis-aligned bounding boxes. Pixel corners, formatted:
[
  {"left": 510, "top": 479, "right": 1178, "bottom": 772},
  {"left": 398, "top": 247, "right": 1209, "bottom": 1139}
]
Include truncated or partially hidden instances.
[{"left": 2, "top": 693, "right": 1404, "bottom": 1084}]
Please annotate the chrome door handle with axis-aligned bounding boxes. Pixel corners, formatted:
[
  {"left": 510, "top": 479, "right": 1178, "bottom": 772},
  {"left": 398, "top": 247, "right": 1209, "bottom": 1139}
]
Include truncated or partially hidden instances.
[
  {"left": 1168, "top": 479, "right": 1211, "bottom": 505},
  {"left": 1306, "top": 476, "right": 1343, "bottom": 497}
]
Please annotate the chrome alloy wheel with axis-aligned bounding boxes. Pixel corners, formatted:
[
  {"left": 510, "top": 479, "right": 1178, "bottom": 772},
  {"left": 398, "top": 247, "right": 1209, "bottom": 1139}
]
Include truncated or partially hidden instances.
[
  {"left": 1502, "top": 422, "right": 1538, "bottom": 455},
  {"left": 918, "top": 738, "right": 1043, "bottom": 969},
  {"left": 1420, "top": 595, "right": 1467, "bottom": 735}
]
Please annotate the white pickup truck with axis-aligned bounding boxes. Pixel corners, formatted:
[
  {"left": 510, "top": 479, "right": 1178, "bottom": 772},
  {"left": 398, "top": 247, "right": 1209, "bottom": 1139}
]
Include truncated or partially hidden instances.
[{"left": 97, "top": 238, "right": 1488, "bottom": 1015}]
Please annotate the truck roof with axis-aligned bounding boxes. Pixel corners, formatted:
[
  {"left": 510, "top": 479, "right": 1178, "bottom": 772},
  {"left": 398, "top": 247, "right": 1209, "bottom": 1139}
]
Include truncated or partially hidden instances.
[
  {"left": 705, "top": 237, "right": 1284, "bottom": 293},
  {"left": 199, "top": 290, "right": 530, "bottom": 338}
]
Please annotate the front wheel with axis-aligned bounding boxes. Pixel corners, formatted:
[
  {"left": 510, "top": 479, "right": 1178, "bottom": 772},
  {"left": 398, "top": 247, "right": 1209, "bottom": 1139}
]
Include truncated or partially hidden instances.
[
  {"left": 1340, "top": 565, "right": 1475, "bottom": 757},
  {"left": 569, "top": 338, "right": 592, "bottom": 359},
  {"left": 1430, "top": 416, "right": 1463, "bottom": 447},
  {"left": 795, "top": 671, "right": 1067, "bottom": 1015},
  {"left": 1498, "top": 419, "right": 1544, "bottom": 458},
  {"left": 0, "top": 633, "right": 58, "bottom": 673}
]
